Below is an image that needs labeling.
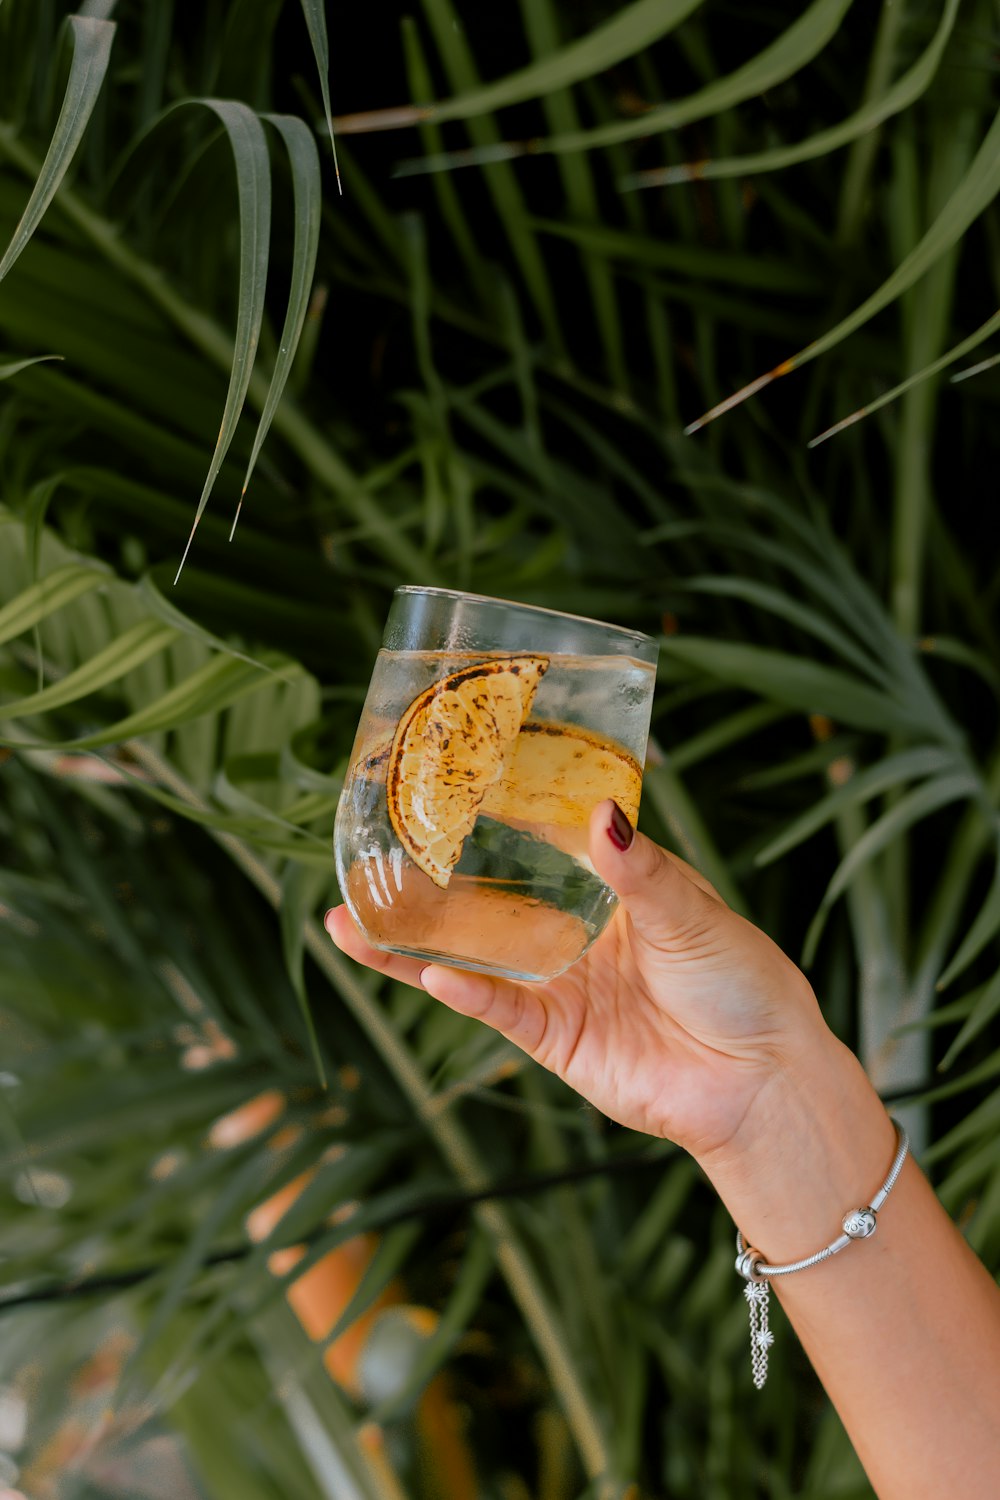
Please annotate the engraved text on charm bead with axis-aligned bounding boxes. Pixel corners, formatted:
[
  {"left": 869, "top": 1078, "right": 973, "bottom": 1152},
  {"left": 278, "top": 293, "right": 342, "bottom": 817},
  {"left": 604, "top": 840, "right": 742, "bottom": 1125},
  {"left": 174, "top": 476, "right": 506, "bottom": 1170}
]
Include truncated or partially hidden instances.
[{"left": 842, "top": 1207, "right": 877, "bottom": 1238}]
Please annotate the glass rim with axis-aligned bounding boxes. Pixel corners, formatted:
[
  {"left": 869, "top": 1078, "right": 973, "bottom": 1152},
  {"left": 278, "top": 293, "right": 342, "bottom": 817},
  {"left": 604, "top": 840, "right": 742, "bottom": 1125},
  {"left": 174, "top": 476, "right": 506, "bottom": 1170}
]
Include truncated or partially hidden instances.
[{"left": 393, "top": 585, "right": 657, "bottom": 647}]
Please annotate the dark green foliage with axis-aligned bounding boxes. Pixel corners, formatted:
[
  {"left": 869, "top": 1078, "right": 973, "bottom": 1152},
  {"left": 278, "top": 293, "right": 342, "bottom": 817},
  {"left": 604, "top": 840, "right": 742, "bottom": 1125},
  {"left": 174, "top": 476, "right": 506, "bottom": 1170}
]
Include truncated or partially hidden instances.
[{"left": 1, "top": 1, "right": 999, "bottom": 1495}]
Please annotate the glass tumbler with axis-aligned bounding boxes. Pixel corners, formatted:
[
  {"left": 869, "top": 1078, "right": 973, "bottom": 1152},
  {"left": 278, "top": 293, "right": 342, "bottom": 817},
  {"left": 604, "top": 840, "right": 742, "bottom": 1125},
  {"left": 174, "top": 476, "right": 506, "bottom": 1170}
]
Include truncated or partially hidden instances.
[{"left": 334, "top": 588, "right": 658, "bottom": 983}]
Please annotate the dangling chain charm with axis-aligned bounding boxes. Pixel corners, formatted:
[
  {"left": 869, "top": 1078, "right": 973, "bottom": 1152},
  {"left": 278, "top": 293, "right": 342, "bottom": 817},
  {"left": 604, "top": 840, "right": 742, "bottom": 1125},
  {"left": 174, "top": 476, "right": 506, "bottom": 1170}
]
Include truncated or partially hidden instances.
[
  {"left": 743, "top": 1278, "right": 774, "bottom": 1388},
  {"left": 737, "top": 1243, "right": 773, "bottom": 1388},
  {"left": 732, "top": 1118, "right": 910, "bottom": 1393}
]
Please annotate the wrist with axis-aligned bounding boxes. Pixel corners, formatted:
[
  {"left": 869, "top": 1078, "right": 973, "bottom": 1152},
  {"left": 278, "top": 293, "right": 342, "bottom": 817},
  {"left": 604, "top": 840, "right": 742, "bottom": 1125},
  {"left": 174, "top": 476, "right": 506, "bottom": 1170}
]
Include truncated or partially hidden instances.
[{"left": 695, "top": 1025, "right": 895, "bottom": 1267}]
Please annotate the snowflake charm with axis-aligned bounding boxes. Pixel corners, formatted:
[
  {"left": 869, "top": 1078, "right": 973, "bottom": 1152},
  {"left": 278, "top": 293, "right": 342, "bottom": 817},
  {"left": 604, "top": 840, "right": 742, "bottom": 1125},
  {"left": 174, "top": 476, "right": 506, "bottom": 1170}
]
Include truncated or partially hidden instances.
[{"left": 741, "top": 1270, "right": 773, "bottom": 1388}]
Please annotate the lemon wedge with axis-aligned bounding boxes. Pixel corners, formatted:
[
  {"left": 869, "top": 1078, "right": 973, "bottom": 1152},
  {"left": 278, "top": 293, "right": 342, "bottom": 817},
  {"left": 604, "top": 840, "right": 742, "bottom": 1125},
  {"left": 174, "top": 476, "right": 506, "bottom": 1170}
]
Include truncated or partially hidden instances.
[{"left": 385, "top": 656, "right": 548, "bottom": 888}]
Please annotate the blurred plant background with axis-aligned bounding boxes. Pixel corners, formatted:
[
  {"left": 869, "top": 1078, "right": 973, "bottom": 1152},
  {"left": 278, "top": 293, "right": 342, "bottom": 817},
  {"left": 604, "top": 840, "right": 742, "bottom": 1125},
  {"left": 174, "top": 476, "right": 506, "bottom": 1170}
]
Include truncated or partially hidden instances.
[{"left": 1, "top": 0, "right": 999, "bottom": 1495}]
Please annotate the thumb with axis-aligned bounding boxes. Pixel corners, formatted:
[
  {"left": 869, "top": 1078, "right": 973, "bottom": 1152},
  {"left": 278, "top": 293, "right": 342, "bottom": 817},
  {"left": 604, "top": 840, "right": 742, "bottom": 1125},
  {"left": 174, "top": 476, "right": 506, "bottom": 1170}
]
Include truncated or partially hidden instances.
[{"left": 588, "top": 799, "right": 724, "bottom": 949}]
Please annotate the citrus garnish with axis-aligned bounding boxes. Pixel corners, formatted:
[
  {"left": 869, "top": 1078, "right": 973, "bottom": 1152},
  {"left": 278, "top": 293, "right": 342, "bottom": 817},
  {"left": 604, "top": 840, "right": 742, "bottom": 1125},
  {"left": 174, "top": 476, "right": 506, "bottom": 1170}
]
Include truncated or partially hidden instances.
[
  {"left": 482, "top": 720, "right": 642, "bottom": 828},
  {"left": 385, "top": 655, "right": 548, "bottom": 888},
  {"left": 361, "top": 715, "right": 642, "bottom": 836}
]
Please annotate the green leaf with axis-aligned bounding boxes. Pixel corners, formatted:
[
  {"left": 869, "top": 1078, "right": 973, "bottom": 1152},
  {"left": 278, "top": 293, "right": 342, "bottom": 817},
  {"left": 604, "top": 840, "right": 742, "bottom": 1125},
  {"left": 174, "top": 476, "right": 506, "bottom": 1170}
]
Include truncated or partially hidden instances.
[
  {"left": 952, "top": 350, "right": 1000, "bottom": 384},
  {"left": 810, "top": 306, "right": 1000, "bottom": 448},
  {"left": 804, "top": 773, "right": 980, "bottom": 964},
  {"left": 937, "top": 840, "right": 1000, "bottom": 991},
  {"left": 171, "top": 100, "right": 271, "bottom": 580},
  {"left": 675, "top": 574, "right": 889, "bottom": 682},
  {"left": 689, "top": 105, "right": 1000, "bottom": 431},
  {"left": 621, "top": 0, "right": 960, "bottom": 189},
  {"left": 53, "top": 652, "right": 299, "bottom": 750},
  {"left": 135, "top": 572, "right": 277, "bottom": 672},
  {"left": 370, "top": 0, "right": 850, "bottom": 156},
  {"left": 419, "top": 0, "right": 563, "bottom": 351},
  {"left": 0, "top": 618, "right": 177, "bottom": 722},
  {"left": 529, "top": 219, "right": 825, "bottom": 294},
  {"left": 0, "top": 16, "right": 115, "bottom": 286},
  {"left": 231, "top": 114, "right": 322, "bottom": 537},
  {"left": 123, "top": 1142, "right": 281, "bottom": 1396},
  {"left": 0, "top": 561, "right": 109, "bottom": 647},
  {"left": 0, "top": 353, "right": 61, "bottom": 380},
  {"left": 280, "top": 861, "right": 329, "bottom": 1088},
  {"left": 658, "top": 636, "right": 921, "bottom": 736},
  {"left": 938, "top": 968, "right": 1000, "bottom": 1072},
  {"left": 754, "top": 748, "right": 961, "bottom": 867},
  {"left": 428, "top": 0, "right": 705, "bottom": 121},
  {"left": 918, "top": 634, "right": 1000, "bottom": 698},
  {"left": 298, "top": 0, "right": 342, "bottom": 189},
  {"left": 668, "top": 702, "right": 788, "bottom": 774}
]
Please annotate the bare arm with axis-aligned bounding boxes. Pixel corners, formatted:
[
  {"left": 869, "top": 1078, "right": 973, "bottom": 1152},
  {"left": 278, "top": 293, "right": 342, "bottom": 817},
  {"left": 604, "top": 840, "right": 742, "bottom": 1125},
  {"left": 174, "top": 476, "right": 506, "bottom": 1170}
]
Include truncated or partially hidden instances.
[
  {"left": 702, "top": 1035, "right": 1000, "bottom": 1500},
  {"left": 327, "top": 799, "right": 1000, "bottom": 1498}
]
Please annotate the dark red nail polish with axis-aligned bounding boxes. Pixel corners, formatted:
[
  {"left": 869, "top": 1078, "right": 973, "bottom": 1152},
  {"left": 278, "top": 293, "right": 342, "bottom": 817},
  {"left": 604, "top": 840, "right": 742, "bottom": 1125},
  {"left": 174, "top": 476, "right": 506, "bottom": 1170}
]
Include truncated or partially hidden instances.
[{"left": 607, "top": 801, "right": 634, "bottom": 851}]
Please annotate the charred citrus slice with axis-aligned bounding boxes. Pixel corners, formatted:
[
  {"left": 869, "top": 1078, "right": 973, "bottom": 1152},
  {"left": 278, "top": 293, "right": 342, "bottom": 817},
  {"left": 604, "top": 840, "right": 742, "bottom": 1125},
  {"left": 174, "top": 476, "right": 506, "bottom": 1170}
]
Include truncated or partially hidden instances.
[
  {"left": 482, "top": 720, "right": 642, "bottom": 828},
  {"left": 386, "top": 656, "right": 548, "bottom": 888},
  {"left": 360, "top": 717, "right": 642, "bottom": 833}
]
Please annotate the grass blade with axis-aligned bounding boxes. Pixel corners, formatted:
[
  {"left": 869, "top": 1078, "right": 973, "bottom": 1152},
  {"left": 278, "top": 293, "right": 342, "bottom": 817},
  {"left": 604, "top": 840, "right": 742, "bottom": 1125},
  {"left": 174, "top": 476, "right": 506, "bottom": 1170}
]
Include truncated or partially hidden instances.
[
  {"left": 298, "top": 0, "right": 342, "bottom": 190},
  {"left": 280, "top": 861, "right": 329, "bottom": 1088},
  {"left": 675, "top": 574, "right": 890, "bottom": 682},
  {"left": 0, "top": 561, "right": 109, "bottom": 646},
  {"left": 231, "top": 113, "right": 321, "bottom": 538},
  {"left": 0, "top": 619, "right": 176, "bottom": 722},
  {"left": 623, "top": 0, "right": 959, "bottom": 189},
  {"left": 809, "top": 306, "right": 1000, "bottom": 447},
  {"left": 952, "top": 350, "right": 1000, "bottom": 384},
  {"left": 419, "top": 0, "right": 564, "bottom": 351},
  {"left": 429, "top": 0, "right": 704, "bottom": 121},
  {"left": 172, "top": 100, "right": 271, "bottom": 581},
  {"left": 688, "top": 106, "right": 1000, "bottom": 432},
  {"left": 136, "top": 572, "right": 277, "bottom": 672},
  {"left": 0, "top": 353, "right": 61, "bottom": 380},
  {"left": 938, "top": 968, "right": 1000, "bottom": 1072},
  {"left": 937, "top": 839, "right": 1000, "bottom": 991},
  {"left": 658, "top": 637, "right": 921, "bottom": 736},
  {"left": 0, "top": 16, "right": 115, "bottom": 286},
  {"left": 804, "top": 773, "right": 980, "bottom": 963},
  {"left": 754, "top": 748, "right": 961, "bottom": 867},
  {"left": 53, "top": 653, "right": 300, "bottom": 750},
  {"left": 342, "top": 0, "right": 850, "bottom": 155},
  {"left": 529, "top": 219, "right": 824, "bottom": 294}
]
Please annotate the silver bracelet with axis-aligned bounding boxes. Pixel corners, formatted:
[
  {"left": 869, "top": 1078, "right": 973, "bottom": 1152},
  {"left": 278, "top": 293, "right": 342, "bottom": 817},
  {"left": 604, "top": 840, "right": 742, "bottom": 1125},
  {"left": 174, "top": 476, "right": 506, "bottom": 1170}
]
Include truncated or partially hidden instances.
[{"left": 734, "top": 1117, "right": 909, "bottom": 1390}]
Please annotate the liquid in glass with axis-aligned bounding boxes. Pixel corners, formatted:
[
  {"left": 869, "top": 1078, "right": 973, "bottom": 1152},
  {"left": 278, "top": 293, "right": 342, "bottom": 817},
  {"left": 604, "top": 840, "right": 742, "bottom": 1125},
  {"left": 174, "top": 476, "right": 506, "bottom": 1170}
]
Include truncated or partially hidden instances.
[{"left": 335, "top": 643, "right": 655, "bottom": 982}]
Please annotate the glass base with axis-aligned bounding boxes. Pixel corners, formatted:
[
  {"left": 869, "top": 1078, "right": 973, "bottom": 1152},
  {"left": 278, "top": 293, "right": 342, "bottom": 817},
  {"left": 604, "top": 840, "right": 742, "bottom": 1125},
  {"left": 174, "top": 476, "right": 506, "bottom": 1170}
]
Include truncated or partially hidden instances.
[{"left": 365, "top": 938, "right": 582, "bottom": 985}]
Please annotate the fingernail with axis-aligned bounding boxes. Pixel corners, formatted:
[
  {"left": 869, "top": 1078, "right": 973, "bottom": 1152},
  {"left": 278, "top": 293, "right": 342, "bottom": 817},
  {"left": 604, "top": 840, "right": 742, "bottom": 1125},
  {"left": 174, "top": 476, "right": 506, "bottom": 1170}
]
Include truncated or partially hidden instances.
[
  {"left": 607, "top": 801, "right": 634, "bottom": 852},
  {"left": 418, "top": 965, "right": 431, "bottom": 988},
  {"left": 324, "top": 908, "right": 338, "bottom": 933}
]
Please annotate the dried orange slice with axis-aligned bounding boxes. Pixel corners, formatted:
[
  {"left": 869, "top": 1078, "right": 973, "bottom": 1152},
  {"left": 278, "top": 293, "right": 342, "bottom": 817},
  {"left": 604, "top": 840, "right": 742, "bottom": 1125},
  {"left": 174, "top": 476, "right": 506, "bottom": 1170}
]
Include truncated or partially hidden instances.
[
  {"left": 386, "top": 656, "right": 548, "bottom": 887},
  {"left": 482, "top": 720, "right": 642, "bottom": 828}
]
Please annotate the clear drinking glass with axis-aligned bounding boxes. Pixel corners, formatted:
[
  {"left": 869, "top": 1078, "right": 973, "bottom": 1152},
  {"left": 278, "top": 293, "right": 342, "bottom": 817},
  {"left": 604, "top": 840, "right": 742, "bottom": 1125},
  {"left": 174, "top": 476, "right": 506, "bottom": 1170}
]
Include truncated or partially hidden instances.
[{"left": 334, "top": 588, "right": 658, "bottom": 983}]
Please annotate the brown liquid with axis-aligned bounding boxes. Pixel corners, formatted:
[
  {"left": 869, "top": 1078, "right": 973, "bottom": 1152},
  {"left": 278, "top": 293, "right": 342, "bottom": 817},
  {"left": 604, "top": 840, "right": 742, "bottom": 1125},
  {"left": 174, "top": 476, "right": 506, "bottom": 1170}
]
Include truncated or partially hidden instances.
[{"left": 344, "top": 857, "right": 591, "bottom": 980}]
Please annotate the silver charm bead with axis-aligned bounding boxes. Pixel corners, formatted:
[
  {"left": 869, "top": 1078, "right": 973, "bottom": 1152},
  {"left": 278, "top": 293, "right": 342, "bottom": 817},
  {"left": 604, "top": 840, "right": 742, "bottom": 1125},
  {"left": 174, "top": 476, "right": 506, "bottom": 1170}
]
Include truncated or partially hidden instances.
[
  {"left": 842, "top": 1207, "right": 877, "bottom": 1239},
  {"left": 735, "top": 1246, "right": 765, "bottom": 1282}
]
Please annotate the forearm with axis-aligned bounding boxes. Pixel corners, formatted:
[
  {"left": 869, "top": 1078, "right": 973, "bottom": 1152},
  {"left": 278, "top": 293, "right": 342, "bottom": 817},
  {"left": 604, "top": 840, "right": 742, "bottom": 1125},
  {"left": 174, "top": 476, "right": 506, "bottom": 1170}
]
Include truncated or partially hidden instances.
[{"left": 698, "top": 1027, "right": 1000, "bottom": 1500}]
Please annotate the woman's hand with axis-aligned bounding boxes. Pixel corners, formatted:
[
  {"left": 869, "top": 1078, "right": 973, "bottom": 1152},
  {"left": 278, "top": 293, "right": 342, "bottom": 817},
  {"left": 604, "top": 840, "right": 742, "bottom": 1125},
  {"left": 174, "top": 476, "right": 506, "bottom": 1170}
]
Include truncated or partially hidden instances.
[{"left": 325, "top": 799, "right": 830, "bottom": 1161}]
